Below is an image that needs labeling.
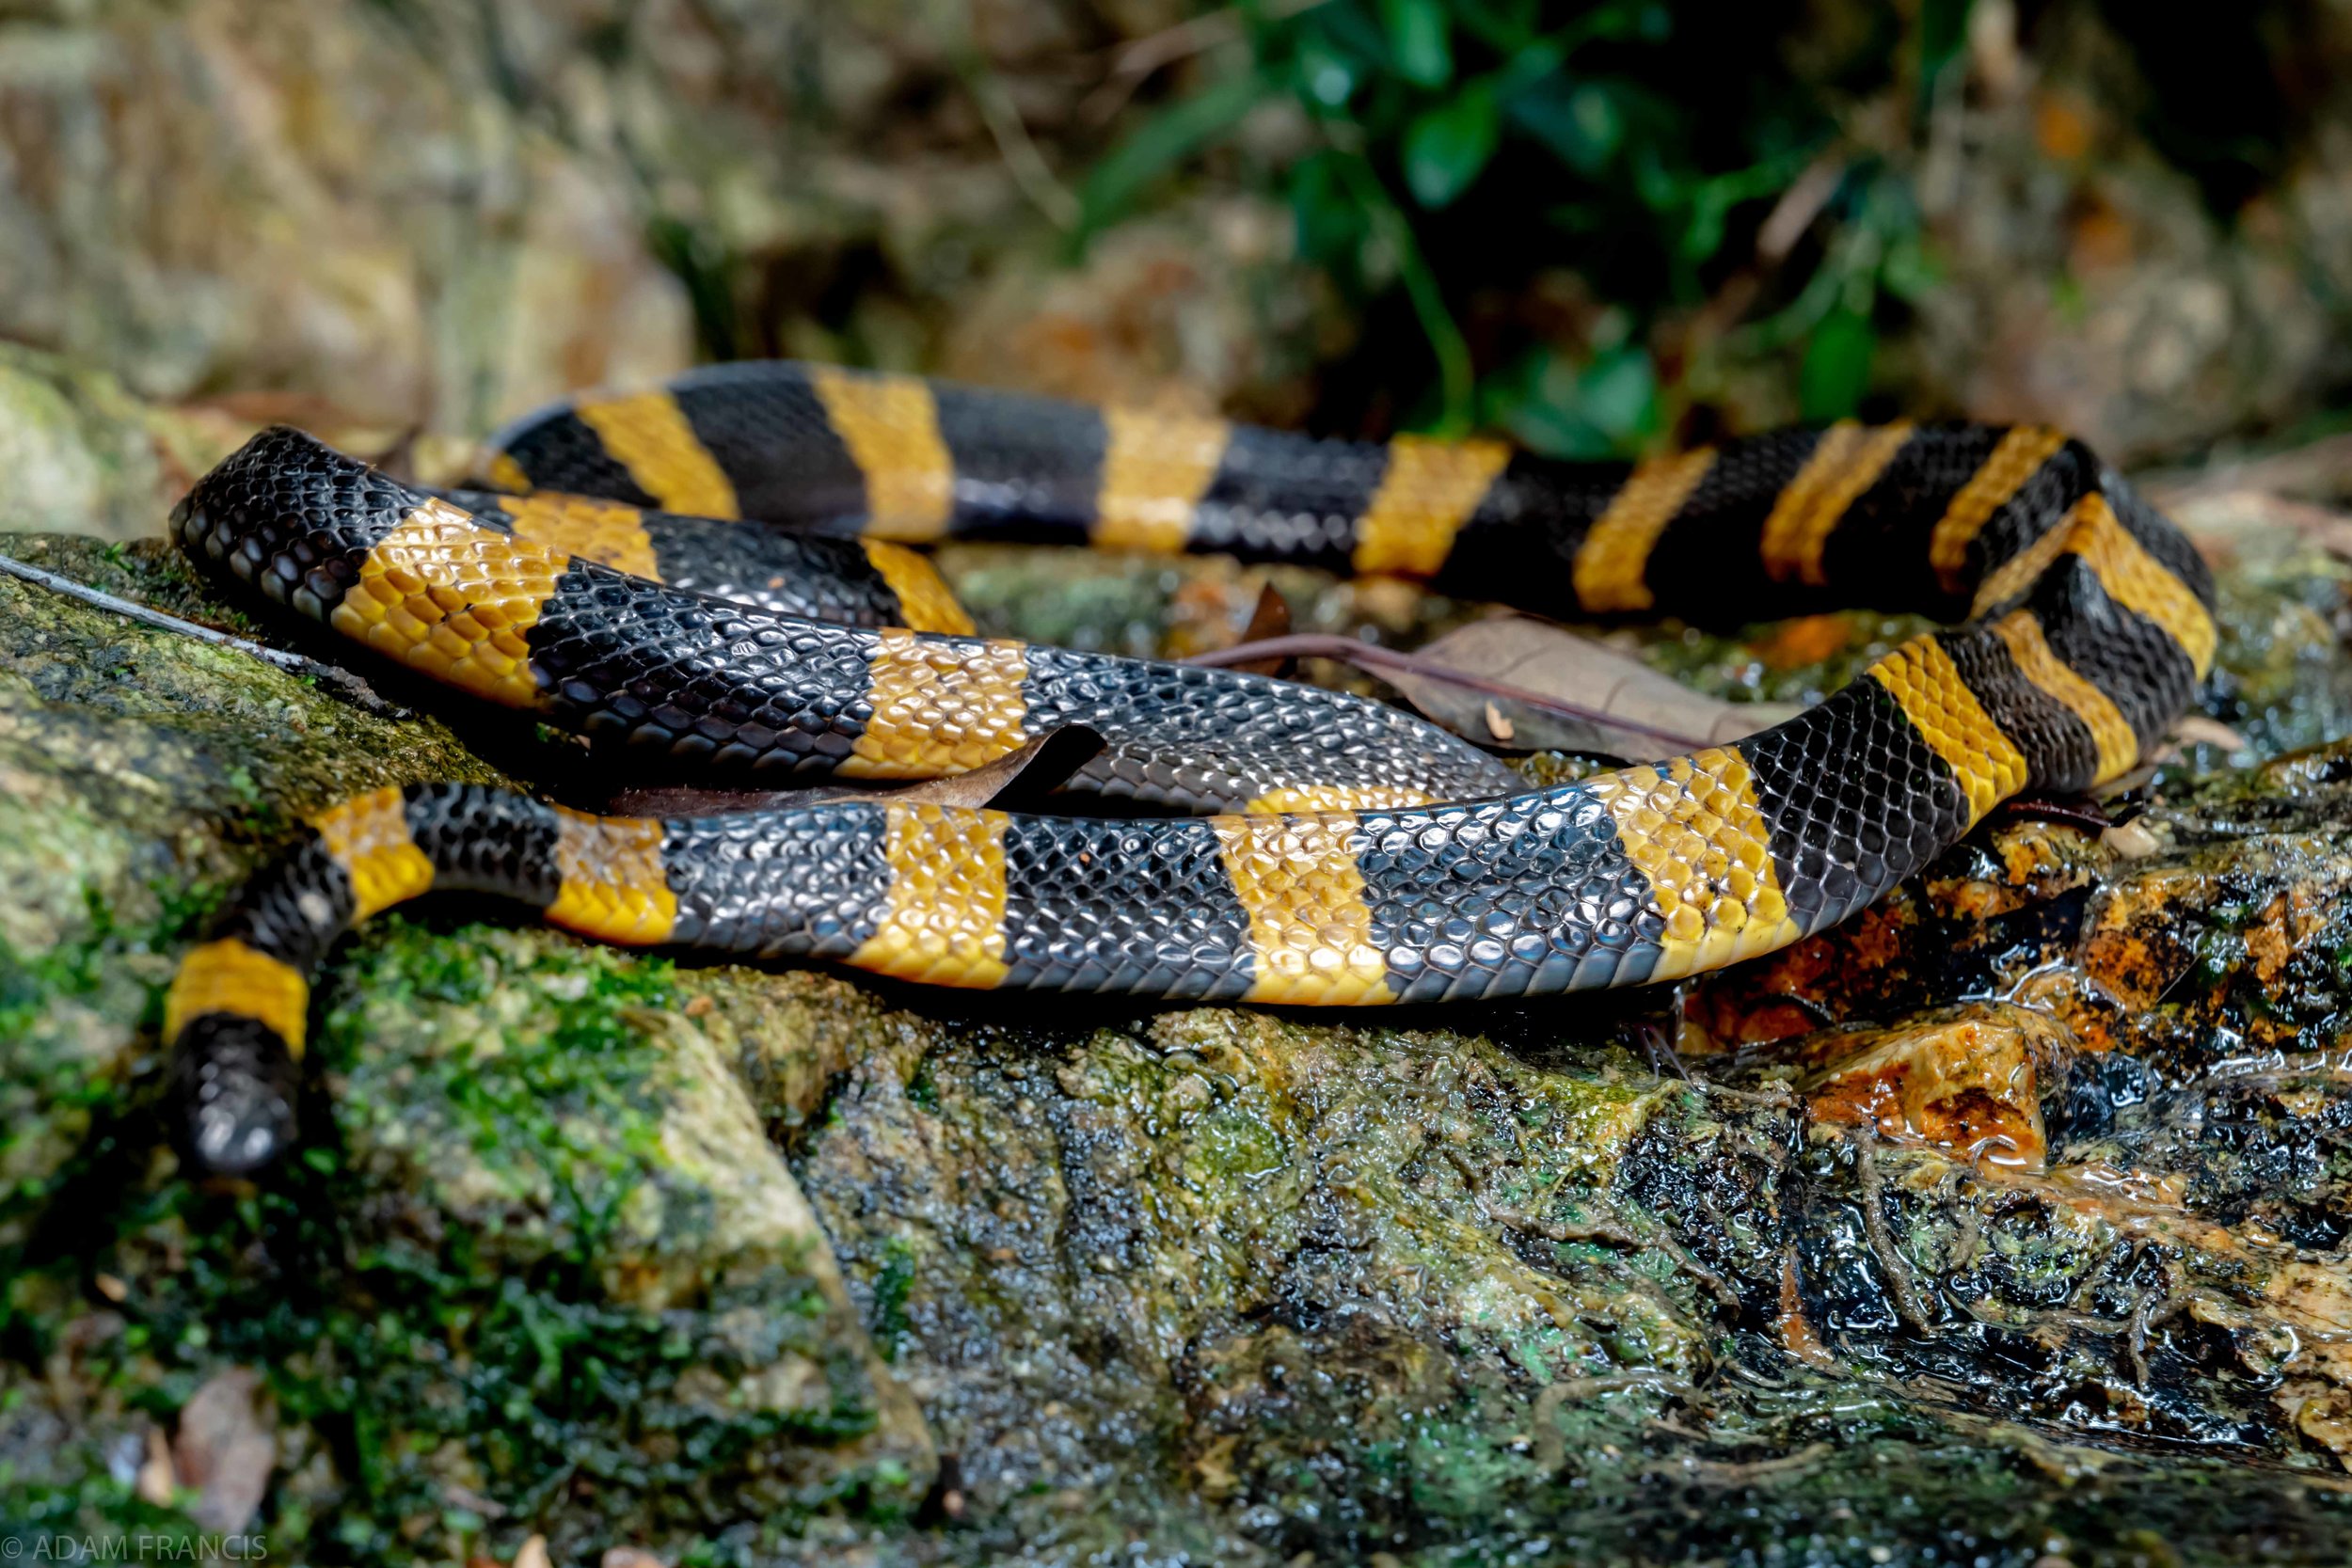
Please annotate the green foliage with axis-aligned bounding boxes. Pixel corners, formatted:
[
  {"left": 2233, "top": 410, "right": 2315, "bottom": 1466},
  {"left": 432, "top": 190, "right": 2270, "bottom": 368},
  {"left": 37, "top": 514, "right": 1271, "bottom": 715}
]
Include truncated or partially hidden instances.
[{"left": 1077, "top": 0, "right": 1944, "bottom": 447}]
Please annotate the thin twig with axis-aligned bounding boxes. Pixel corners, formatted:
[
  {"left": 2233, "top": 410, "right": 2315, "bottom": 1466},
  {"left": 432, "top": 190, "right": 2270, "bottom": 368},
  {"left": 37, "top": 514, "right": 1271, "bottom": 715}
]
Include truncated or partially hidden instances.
[
  {"left": 1633, "top": 1019, "right": 1692, "bottom": 1083},
  {"left": 1446, "top": 1143, "right": 1742, "bottom": 1312},
  {"left": 2127, "top": 1275, "right": 2189, "bottom": 1391},
  {"left": 1947, "top": 1194, "right": 1985, "bottom": 1276},
  {"left": 0, "top": 552, "right": 406, "bottom": 719},
  {"left": 1640, "top": 1440, "right": 1833, "bottom": 1485},
  {"left": 1184, "top": 633, "right": 1719, "bottom": 751},
  {"left": 1080, "top": 0, "right": 1335, "bottom": 125},
  {"left": 963, "top": 63, "right": 1080, "bottom": 230},
  {"left": 1850, "top": 1130, "right": 1934, "bottom": 1333}
]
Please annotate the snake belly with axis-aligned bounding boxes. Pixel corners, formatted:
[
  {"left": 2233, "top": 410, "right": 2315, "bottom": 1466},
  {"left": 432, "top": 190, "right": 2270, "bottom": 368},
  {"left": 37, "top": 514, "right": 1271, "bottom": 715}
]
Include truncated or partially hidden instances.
[{"left": 166, "top": 367, "right": 2217, "bottom": 1174}]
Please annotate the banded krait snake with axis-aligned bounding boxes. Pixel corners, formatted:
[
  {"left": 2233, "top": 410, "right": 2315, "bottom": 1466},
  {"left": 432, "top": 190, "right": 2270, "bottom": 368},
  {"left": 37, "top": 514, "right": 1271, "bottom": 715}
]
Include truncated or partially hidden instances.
[{"left": 162, "top": 362, "right": 2215, "bottom": 1174}]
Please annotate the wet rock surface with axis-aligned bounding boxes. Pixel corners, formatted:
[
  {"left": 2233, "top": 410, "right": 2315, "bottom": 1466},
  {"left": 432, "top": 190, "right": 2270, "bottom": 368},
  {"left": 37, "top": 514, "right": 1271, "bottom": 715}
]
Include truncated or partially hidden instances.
[{"left": 5, "top": 474, "right": 2352, "bottom": 1563}]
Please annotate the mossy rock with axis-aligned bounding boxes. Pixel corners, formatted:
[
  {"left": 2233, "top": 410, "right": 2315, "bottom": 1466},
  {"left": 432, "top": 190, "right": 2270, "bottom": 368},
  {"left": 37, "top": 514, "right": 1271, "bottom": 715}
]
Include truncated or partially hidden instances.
[
  {"left": 0, "top": 534, "right": 929, "bottom": 1560},
  {"left": 9, "top": 512, "right": 2352, "bottom": 1565}
]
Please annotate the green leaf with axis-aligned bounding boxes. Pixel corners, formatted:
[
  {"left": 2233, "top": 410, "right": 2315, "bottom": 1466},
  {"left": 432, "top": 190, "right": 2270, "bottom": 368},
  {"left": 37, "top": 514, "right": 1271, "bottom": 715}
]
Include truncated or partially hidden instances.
[
  {"left": 1800, "top": 308, "right": 1876, "bottom": 420},
  {"left": 1404, "top": 86, "right": 1499, "bottom": 209},
  {"left": 1379, "top": 0, "right": 1454, "bottom": 87},
  {"left": 1486, "top": 345, "right": 1659, "bottom": 459},
  {"left": 1295, "top": 41, "right": 1359, "bottom": 109},
  {"left": 1579, "top": 345, "right": 1659, "bottom": 441},
  {"left": 1919, "top": 0, "right": 1974, "bottom": 103},
  {"left": 1073, "top": 71, "right": 1263, "bottom": 243},
  {"left": 1508, "top": 79, "right": 1620, "bottom": 175},
  {"left": 1290, "top": 151, "right": 1366, "bottom": 267}
]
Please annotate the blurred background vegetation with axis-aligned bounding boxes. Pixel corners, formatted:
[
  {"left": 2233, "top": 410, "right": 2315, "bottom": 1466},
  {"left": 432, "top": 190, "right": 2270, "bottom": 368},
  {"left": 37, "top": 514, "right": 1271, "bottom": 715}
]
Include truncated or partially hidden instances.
[{"left": 5, "top": 0, "right": 2352, "bottom": 497}]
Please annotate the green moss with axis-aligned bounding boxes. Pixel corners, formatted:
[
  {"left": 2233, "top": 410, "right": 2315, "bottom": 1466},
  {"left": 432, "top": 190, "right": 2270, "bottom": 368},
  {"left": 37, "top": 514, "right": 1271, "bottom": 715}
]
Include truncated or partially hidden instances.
[{"left": 8, "top": 919, "right": 920, "bottom": 1562}]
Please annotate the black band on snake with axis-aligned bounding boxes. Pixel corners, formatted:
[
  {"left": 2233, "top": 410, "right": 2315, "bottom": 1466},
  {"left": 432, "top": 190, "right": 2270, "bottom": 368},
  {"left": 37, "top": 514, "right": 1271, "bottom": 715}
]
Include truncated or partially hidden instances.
[{"left": 163, "top": 361, "right": 2216, "bottom": 1175}]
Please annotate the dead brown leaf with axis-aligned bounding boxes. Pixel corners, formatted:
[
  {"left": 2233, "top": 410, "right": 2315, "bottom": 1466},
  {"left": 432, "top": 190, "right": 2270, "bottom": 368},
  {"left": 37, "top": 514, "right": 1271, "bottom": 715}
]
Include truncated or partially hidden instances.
[
  {"left": 172, "top": 1366, "right": 276, "bottom": 1532},
  {"left": 1385, "top": 617, "right": 1802, "bottom": 757},
  {"left": 1225, "top": 582, "right": 1295, "bottom": 675}
]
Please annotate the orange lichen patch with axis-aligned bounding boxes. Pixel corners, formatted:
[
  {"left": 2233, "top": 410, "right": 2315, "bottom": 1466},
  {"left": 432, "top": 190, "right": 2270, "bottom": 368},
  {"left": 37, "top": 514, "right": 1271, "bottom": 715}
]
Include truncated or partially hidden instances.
[
  {"left": 1212, "top": 812, "right": 1391, "bottom": 1005},
  {"left": 310, "top": 786, "right": 434, "bottom": 919},
  {"left": 1758, "top": 422, "right": 1914, "bottom": 587},
  {"left": 1920, "top": 820, "right": 2106, "bottom": 925},
  {"left": 839, "top": 630, "right": 1029, "bottom": 778},
  {"left": 1351, "top": 436, "right": 1512, "bottom": 578},
  {"left": 546, "top": 808, "right": 677, "bottom": 944},
  {"left": 164, "top": 939, "right": 310, "bottom": 1056},
  {"left": 1866, "top": 634, "right": 2029, "bottom": 827},
  {"left": 1778, "top": 1255, "right": 1835, "bottom": 1368},
  {"left": 1683, "top": 907, "right": 1893, "bottom": 1047},
  {"left": 1756, "top": 613, "right": 1853, "bottom": 671},
  {"left": 573, "top": 391, "right": 740, "bottom": 518},
  {"left": 2246, "top": 888, "right": 2327, "bottom": 986},
  {"left": 500, "top": 492, "right": 661, "bottom": 581},
  {"left": 808, "top": 368, "right": 956, "bottom": 540},
  {"left": 861, "top": 541, "right": 975, "bottom": 636},
  {"left": 1585, "top": 747, "right": 1802, "bottom": 981},
  {"left": 2074, "top": 863, "right": 2211, "bottom": 1012},
  {"left": 1841, "top": 902, "right": 1914, "bottom": 972},
  {"left": 1571, "top": 448, "right": 1715, "bottom": 613},
  {"left": 328, "top": 498, "right": 564, "bottom": 707},
  {"left": 846, "top": 804, "right": 1011, "bottom": 988},
  {"left": 1709, "top": 998, "right": 1822, "bottom": 1046},
  {"left": 1803, "top": 1005, "right": 2073, "bottom": 1170}
]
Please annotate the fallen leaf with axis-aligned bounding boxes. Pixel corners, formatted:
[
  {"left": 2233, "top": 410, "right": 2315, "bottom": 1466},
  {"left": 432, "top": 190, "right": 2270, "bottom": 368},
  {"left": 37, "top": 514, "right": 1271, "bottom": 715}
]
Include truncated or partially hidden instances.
[
  {"left": 1188, "top": 620, "right": 1801, "bottom": 758},
  {"left": 513, "top": 1537, "right": 552, "bottom": 1568},
  {"left": 1226, "top": 583, "right": 1295, "bottom": 676},
  {"left": 135, "top": 1424, "right": 176, "bottom": 1507},
  {"left": 1258, "top": 616, "right": 1796, "bottom": 758},
  {"left": 172, "top": 1366, "right": 276, "bottom": 1533}
]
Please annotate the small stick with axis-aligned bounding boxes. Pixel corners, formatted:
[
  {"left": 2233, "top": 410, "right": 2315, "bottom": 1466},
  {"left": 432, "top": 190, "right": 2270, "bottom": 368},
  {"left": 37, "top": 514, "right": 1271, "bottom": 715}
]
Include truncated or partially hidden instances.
[
  {"left": 1850, "top": 1130, "right": 1935, "bottom": 1333},
  {"left": 0, "top": 552, "right": 406, "bottom": 719}
]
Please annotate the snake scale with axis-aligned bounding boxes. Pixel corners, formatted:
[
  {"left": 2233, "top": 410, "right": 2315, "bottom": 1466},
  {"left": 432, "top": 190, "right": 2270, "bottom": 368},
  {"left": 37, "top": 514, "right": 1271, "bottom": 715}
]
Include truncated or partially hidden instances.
[{"left": 163, "top": 360, "right": 2217, "bottom": 1174}]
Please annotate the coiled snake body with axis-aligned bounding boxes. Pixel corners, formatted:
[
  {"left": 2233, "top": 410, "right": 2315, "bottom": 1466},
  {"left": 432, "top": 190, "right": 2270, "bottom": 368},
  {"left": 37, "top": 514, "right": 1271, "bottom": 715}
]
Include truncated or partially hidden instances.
[{"left": 164, "top": 362, "right": 2217, "bottom": 1174}]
